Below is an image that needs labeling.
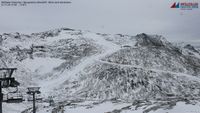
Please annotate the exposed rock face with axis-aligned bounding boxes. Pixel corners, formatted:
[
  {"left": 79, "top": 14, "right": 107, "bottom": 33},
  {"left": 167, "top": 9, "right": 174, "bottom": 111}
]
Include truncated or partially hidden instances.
[
  {"left": 0, "top": 35, "right": 3, "bottom": 45},
  {"left": 184, "top": 44, "right": 199, "bottom": 53},
  {"left": 135, "top": 33, "right": 169, "bottom": 47}
]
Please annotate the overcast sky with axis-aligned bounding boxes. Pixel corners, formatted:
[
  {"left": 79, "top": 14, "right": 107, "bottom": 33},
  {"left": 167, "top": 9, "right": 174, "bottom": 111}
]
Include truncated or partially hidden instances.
[{"left": 0, "top": 0, "right": 199, "bottom": 42}]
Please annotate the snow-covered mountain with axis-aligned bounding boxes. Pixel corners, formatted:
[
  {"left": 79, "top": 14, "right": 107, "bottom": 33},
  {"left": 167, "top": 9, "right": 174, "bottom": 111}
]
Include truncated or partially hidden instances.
[{"left": 1, "top": 28, "right": 200, "bottom": 113}]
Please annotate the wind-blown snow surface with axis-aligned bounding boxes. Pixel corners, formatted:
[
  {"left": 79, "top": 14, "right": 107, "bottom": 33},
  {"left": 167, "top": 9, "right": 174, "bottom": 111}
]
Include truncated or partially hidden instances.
[
  {"left": 22, "top": 57, "right": 65, "bottom": 75},
  {"left": 1, "top": 28, "right": 200, "bottom": 113}
]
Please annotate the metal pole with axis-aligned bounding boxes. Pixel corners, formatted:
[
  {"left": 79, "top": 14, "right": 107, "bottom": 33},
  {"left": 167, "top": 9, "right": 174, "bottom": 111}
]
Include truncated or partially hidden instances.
[
  {"left": 33, "top": 93, "right": 36, "bottom": 113},
  {"left": 0, "top": 81, "right": 2, "bottom": 113}
]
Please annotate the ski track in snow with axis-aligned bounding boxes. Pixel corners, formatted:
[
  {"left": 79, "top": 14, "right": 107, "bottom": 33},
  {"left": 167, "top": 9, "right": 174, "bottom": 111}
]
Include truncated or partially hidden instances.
[
  {"left": 37, "top": 33, "right": 121, "bottom": 95},
  {"left": 98, "top": 60, "right": 200, "bottom": 82}
]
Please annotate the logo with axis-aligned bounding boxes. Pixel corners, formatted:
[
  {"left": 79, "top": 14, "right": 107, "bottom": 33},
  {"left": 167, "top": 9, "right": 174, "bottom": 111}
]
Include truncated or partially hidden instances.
[
  {"left": 171, "top": 2, "right": 198, "bottom": 10},
  {"left": 171, "top": 2, "right": 179, "bottom": 8}
]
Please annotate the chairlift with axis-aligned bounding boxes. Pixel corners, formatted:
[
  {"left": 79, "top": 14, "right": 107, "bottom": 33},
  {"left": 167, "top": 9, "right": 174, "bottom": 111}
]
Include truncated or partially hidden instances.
[
  {"left": 0, "top": 69, "right": 20, "bottom": 88},
  {"left": 2, "top": 80, "right": 9, "bottom": 88},
  {"left": 28, "top": 95, "right": 43, "bottom": 102},
  {"left": 36, "top": 97, "right": 43, "bottom": 103},
  {"left": 2, "top": 78, "right": 19, "bottom": 88},
  {"left": 6, "top": 92, "right": 24, "bottom": 103},
  {"left": 9, "top": 78, "right": 20, "bottom": 87},
  {"left": 8, "top": 87, "right": 19, "bottom": 93},
  {"left": 27, "top": 96, "right": 33, "bottom": 101}
]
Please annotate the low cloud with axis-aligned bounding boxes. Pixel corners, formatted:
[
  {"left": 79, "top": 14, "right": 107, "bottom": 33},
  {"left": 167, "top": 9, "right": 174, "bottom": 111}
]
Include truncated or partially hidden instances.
[{"left": 0, "top": 0, "right": 199, "bottom": 42}]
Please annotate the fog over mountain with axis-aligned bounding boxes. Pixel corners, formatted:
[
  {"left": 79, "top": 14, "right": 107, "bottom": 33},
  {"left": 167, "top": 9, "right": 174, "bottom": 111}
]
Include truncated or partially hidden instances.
[{"left": 0, "top": 0, "right": 200, "bottom": 42}]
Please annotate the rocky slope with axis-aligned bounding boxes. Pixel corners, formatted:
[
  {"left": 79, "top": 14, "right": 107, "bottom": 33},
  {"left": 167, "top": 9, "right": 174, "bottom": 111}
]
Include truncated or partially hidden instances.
[{"left": 0, "top": 28, "right": 200, "bottom": 113}]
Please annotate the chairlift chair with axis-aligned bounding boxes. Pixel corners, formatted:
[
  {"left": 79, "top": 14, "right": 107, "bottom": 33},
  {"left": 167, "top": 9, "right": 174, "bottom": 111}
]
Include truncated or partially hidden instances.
[
  {"left": 27, "top": 96, "right": 33, "bottom": 101},
  {"left": 27, "top": 94, "right": 43, "bottom": 102},
  {"left": 0, "top": 68, "right": 20, "bottom": 88},
  {"left": 6, "top": 92, "right": 24, "bottom": 103}
]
